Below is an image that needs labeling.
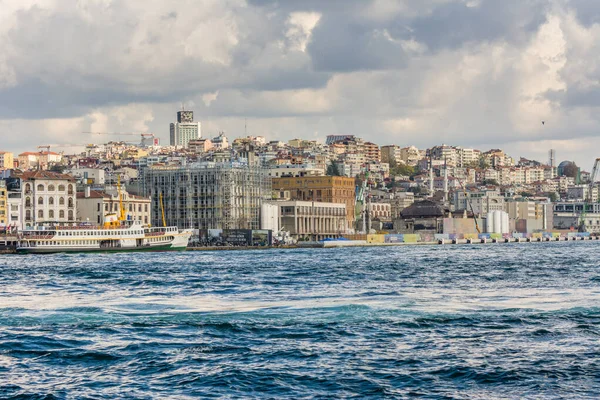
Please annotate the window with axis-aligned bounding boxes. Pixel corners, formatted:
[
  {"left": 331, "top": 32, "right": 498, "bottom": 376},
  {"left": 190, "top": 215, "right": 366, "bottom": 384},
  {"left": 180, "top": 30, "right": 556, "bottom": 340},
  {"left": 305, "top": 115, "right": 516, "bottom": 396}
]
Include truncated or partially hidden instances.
[
  {"left": 68, "top": 210, "right": 73, "bottom": 220},
  {"left": 129, "top": 204, "right": 133, "bottom": 212},
  {"left": 37, "top": 184, "right": 44, "bottom": 191},
  {"left": 59, "top": 210, "right": 65, "bottom": 219},
  {"left": 68, "top": 198, "right": 73, "bottom": 208},
  {"left": 25, "top": 183, "right": 31, "bottom": 193},
  {"left": 38, "top": 210, "right": 43, "bottom": 218},
  {"left": 49, "top": 210, "right": 54, "bottom": 219},
  {"left": 68, "top": 185, "right": 74, "bottom": 195},
  {"left": 59, "top": 197, "right": 65, "bottom": 205},
  {"left": 25, "top": 210, "right": 31, "bottom": 220},
  {"left": 105, "top": 204, "right": 108, "bottom": 211},
  {"left": 48, "top": 185, "right": 55, "bottom": 191},
  {"left": 58, "top": 185, "right": 65, "bottom": 192},
  {"left": 49, "top": 197, "right": 54, "bottom": 205},
  {"left": 25, "top": 197, "right": 31, "bottom": 207},
  {"left": 97, "top": 204, "right": 100, "bottom": 212},
  {"left": 38, "top": 197, "right": 43, "bottom": 205}
]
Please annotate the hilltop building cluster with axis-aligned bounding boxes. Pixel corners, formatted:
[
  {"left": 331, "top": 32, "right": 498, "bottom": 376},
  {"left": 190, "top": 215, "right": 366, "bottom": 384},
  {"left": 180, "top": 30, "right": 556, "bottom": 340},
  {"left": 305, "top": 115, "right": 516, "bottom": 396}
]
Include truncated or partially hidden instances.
[{"left": 1, "top": 109, "right": 598, "bottom": 244}]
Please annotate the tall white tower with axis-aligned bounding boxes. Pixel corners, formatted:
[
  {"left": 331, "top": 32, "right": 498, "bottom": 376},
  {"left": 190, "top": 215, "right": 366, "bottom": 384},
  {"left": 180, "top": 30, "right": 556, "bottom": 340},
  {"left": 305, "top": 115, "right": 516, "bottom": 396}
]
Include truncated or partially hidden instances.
[{"left": 170, "top": 110, "right": 201, "bottom": 147}]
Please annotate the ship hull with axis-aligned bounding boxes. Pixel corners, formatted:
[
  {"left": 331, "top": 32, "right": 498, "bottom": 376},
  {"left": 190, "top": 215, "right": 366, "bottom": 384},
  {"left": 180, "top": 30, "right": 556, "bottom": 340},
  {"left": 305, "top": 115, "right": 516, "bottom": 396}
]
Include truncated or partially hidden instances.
[{"left": 16, "top": 243, "right": 187, "bottom": 254}]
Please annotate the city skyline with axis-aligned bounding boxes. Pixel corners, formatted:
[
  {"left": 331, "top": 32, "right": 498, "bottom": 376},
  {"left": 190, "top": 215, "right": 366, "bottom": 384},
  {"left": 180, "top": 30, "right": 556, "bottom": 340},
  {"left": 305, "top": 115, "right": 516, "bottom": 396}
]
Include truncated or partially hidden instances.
[{"left": 1, "top": 0, "right": 600, "bottom": 169}]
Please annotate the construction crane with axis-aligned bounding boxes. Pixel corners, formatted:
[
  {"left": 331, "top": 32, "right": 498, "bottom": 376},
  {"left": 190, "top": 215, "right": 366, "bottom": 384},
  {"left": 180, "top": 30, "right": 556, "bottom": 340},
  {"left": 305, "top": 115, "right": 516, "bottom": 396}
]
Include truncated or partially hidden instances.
[
  {"left": 578, "top": 157, "right": 600, "bottom": 232},
  {"left": 457, "top": 178, "right": 481, "bottom": 234},
  {"left": 83, "top": 131, "right": 144, "bottom": 136}
]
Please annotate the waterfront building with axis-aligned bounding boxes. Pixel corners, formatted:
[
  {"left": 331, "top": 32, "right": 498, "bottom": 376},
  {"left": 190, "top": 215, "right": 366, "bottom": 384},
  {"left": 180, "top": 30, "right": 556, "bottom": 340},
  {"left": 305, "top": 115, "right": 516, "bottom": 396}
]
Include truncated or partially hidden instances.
[
  {"left": 17, "top": 171, "right": 77, "bottom": 228},
  {"left": 452, "top": 190, "right": 505, "bottom": 217},
  {"left": 262, "top": 200, "right": 347, "bottom": 240},
  {"left": 170, "top": 110, "right": 201, "bottom": 147},
  {"left": 143, "top": 160, "right": 270, "bottom": 230},
  {"left": 394, "top": 200, "right": 445, "bottom": 234},
  {"left": 554, "top": 202, "right": 600, "bottom": 233},
  {"left": 272, "top": 175, "right": 356, "bottom": 226},
  {"left": 0, "top": 152, "right": 14, "bottom": 170},
  {"left": 77, "top": 186, "right": 151, "bottom": 225}
]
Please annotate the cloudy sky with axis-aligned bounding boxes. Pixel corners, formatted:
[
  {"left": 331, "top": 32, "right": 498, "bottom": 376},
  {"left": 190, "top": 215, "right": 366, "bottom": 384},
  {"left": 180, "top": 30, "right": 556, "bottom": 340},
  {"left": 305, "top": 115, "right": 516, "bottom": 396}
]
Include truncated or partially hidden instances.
[{"left": 1, "top": 0, "right": 599, "bottom": 168}]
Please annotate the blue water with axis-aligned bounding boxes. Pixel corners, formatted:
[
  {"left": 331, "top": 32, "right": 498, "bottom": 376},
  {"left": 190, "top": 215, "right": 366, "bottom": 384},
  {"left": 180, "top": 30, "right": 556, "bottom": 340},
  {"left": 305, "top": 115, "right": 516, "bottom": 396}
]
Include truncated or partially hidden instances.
[{"left": 1, "top": 242, "right": 600, "bottom": 399}]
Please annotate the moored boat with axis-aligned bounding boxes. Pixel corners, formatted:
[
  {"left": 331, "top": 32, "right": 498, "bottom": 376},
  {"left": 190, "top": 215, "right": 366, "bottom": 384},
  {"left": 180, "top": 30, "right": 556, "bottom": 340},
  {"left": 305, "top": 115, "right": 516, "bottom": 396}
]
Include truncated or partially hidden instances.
[{"left": 16, "top": 220, "right": 192, "bottom": 254}]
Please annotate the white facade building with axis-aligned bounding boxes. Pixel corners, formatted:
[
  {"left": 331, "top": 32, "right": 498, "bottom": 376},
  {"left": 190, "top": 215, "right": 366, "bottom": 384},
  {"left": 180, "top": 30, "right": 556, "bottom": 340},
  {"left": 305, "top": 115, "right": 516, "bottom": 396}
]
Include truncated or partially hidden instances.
[{"left": 170, "top": 110, "right": 201, "bottom": 147}]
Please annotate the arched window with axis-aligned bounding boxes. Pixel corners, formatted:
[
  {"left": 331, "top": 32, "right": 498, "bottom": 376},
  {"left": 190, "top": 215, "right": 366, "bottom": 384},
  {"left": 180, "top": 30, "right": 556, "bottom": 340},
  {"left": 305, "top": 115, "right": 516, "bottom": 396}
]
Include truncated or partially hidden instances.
[
  {"left": 49, "top": 197, "right": 54, "bottom": 205},
  {"left": 59, "top": 210, "right": 65, "bottom": 219},
  {"left": 129, "top": 204, "right": 133, "bottom": 212},
  {"left": 37, "top": 184, "right": 44, "bottom": 192},
  {"left": 48, "top": 185, "right": 55, "bottom": 191},
  {"left": 38, "top": 210, "right": 44, "bottom": 218},
  {"left": 49, "top": 210, "right": 54, "bottom": 219},
  {"left": 68, "top": 198, "right": 73, "bottom": 207},
  {"left": 25, "top": 183, "right": 31, "bottom": 193},
  {"left": 68, "top": 210, "right": 74, "bottom": 220},
  {"left": 68, "top": 185, "right": 74, "bottom": 195},
  {"left": 25, "top": 197, "right": 31, "bottom": 207},
  {"left": 59, "top": 197, "right": 65, "bottom": 206},
  {"left": 25, "top": 210, "right": 31, "bottom": 220},
  {"left": 58, "top": 185, "right": 65, "bottom": 192},
  {"left": 38, "top": 197, "right": 43, "bottom": 205}
]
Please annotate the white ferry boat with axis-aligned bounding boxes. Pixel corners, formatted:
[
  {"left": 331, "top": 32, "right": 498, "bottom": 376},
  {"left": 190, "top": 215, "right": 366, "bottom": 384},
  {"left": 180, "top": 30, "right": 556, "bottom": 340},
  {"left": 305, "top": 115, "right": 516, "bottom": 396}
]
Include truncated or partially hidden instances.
[{"left": 16, "top": 219, "right": 192, "bottom": 254}]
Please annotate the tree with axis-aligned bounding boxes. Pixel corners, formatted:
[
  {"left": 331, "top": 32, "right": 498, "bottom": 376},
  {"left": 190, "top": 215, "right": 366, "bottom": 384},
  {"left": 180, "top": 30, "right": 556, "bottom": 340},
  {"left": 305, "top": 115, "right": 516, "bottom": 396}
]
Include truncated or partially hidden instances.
[
  {"left": 482, "top": 179, "right": 499, "bottom": 186},
  {"left": 49, "top": 164, "right": 66, "bottom": 173},
  {"left": 548, "top": 192, "right": 559, "bottom": 202},
  {"left": 326, "top": 161, "right": 342, "bottom": 176},
  {"left": 562, "top": 162, "right": 579, "bottom": 179},
  {"left": 388, "top": 160, "right": 415, "bottom": 178}
]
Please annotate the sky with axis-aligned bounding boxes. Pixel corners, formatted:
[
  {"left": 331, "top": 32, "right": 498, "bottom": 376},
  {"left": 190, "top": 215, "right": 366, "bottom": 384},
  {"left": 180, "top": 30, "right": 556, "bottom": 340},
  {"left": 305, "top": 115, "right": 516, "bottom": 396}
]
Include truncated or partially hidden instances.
[{"left": 0, "top": 0, "right": 599, "bottom": 169}]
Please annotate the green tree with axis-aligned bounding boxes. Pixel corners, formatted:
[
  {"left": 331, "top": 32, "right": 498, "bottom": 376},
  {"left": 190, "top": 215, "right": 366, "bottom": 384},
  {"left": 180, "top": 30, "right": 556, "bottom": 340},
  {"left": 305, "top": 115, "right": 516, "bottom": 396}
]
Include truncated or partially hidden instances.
[
  {"left": 482, "top": 179, "right": 499, "bottom": 186},
  {"left": 326, "top": 161, "right": 342, "bottom": 176},
  {"left": 562, "top": 162, "right": 579, "bottom": 179}
]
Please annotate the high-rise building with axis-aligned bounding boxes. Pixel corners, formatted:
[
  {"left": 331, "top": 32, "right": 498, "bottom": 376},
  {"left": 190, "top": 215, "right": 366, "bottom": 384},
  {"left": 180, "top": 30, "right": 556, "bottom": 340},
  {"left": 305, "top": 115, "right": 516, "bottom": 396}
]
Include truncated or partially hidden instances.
[{"left": 170, "top": 110, "right": 201, "bottom": 147}]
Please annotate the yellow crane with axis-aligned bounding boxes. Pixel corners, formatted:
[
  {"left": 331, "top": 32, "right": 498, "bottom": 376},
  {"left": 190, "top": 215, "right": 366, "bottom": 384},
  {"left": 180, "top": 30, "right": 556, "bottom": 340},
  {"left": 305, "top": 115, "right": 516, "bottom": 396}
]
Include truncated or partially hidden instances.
[{"left": 159, "top": 193, "right": 167, "bottom": 227}]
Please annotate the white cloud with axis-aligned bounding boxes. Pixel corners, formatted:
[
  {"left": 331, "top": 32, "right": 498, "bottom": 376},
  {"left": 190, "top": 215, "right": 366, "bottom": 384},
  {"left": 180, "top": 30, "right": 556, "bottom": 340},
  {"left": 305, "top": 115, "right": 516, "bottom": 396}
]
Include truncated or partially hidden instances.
[{"left": 1, "top": 0, "right": 600, "bottom": 169}]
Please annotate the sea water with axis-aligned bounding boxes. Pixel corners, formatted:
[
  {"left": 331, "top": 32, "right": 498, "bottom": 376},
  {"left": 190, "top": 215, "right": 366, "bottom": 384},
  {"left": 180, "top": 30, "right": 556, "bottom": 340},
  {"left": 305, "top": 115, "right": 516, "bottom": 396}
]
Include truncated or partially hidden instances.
[{"left": 1, "top": 242, "right": 599, "bottom": 399}]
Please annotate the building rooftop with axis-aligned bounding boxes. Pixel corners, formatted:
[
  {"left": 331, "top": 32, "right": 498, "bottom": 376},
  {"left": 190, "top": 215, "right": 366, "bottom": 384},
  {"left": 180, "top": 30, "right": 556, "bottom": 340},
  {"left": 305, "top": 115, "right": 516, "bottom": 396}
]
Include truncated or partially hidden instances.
[{"left": 400, "top": 200, "right": 444, "bottom": 219}]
